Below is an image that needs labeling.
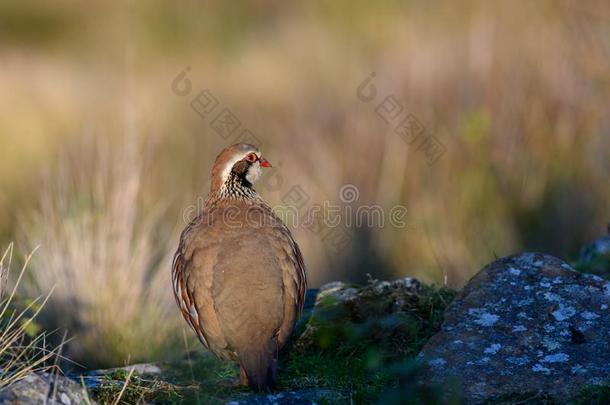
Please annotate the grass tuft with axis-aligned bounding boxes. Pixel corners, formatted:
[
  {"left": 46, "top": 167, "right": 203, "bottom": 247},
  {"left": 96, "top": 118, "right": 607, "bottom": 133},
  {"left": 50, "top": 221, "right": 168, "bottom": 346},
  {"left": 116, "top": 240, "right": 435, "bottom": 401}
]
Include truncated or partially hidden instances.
[
  {"left": 20, "top": 138, "right": 184, "bottom": 368},
  {"left": 0, "top": 243, "right": 57, "bottom": 389}
]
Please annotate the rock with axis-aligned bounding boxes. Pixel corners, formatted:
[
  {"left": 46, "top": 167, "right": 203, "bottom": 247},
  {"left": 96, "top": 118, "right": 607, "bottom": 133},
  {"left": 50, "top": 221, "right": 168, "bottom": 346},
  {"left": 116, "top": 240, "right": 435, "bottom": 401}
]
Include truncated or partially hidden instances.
[
  {"left": 315, "top": 277, "right": 422, "bottom": 306},
  {"left": 297, "top": 278, "right": 451, "bottom": 359},
  {"left": 0, "top": 372, "right": 94, "bottom": 405},
  {"left": 418, "top": 252, "right": 610, "bottom": 403},
  {"left": 316, "top": 282, "right": 359, "bottom": 303},
  {"left": 579, "top": 224, "right": 610, "bottom": 262}
]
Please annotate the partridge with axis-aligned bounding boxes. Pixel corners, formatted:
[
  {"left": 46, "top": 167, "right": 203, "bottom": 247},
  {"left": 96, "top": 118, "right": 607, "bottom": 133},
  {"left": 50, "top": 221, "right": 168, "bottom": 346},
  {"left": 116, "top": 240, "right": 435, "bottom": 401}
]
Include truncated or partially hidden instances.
[{"left": 172, "top": 143, "right": 307, "bottom": 392}]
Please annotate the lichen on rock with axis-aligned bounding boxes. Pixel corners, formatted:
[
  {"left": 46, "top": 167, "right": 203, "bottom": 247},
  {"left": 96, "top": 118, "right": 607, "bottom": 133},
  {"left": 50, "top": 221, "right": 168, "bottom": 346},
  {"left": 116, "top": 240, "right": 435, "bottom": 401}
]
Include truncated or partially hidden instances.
[{"left": 418, "top": 252, "right": 610, "bottom": 403}]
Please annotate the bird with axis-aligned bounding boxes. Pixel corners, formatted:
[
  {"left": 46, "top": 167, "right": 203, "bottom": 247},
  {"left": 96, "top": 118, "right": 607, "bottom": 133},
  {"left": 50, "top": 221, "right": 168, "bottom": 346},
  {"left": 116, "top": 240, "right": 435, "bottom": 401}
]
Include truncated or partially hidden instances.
[{"left": 172, "top": 143, "right": 307, "bottom": 392}]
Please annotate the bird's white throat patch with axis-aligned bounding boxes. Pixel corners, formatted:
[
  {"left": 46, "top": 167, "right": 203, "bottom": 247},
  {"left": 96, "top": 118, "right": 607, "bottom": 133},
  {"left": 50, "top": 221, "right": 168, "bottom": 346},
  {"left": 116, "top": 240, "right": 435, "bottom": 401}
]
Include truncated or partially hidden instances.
[
  {"left": 220, "top": 151, "right": 261, "bottom": 184},
  {"left": 246, "top": 160, "right": 262, "bottom": 184}
]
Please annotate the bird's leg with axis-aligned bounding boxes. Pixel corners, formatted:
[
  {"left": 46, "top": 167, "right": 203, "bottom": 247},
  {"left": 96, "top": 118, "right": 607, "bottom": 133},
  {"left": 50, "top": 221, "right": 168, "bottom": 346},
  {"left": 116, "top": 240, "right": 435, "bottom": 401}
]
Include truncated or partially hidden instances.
[{"left": 239, "top": 366, "right": 249, "bottom": 386}]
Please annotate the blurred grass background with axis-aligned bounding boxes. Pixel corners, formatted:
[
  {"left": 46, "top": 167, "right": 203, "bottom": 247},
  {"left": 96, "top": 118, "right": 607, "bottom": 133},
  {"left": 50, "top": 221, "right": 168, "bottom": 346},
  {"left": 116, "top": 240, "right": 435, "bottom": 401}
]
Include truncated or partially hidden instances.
[{"left": 1, "top": 0, "right": 609, "bottom": 367}]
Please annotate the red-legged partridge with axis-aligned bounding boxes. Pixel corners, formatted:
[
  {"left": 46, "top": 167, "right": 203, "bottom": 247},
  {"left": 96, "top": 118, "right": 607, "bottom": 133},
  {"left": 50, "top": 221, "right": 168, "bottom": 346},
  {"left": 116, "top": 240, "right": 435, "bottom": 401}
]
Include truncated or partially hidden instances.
[{"left": 172, "top": 143, "right": 307, "bottom": 392}]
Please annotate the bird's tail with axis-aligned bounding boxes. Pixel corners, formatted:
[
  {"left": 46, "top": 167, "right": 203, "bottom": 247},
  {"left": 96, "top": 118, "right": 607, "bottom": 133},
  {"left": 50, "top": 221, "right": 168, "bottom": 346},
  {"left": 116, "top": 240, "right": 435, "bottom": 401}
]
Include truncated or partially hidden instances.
[{"left": 238, "top": 339, "right": 278, "bottom": 392}]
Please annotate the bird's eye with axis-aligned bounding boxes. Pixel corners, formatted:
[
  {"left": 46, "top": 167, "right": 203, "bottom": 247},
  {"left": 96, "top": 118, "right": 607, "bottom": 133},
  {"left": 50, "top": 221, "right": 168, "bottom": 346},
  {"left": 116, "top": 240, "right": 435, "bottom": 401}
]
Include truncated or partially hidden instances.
[{"left": 245, "top": 153, "right": 258, "bottom": 163}]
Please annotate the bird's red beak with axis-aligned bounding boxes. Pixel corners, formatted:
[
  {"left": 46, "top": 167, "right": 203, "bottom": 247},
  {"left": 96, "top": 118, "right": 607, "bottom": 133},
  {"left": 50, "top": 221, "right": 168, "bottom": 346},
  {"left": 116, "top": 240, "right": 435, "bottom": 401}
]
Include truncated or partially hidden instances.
[{"left": 259, "top": 157, "right": 272, "bottom": 168}]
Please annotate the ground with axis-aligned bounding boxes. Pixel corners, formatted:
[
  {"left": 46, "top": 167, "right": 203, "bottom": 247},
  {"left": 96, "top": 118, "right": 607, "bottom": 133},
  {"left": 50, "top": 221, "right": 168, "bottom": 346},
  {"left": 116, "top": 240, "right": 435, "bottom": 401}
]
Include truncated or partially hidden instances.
[
  {"left": 85, "top": 246, "right": 610, "bottom": 404},
  {"left": 87, "top": 278, "right": 454, "bottom": 404},
  {"left": 6, "top": 247, "right": 610, "bottom": 405}
]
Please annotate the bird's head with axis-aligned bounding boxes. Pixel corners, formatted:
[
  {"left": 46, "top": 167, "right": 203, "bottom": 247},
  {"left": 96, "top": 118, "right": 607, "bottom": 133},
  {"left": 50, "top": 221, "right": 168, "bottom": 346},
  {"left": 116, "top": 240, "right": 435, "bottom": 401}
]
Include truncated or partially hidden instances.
[{"left": 210, "top": 143, "right": 272, "bottom": 194}]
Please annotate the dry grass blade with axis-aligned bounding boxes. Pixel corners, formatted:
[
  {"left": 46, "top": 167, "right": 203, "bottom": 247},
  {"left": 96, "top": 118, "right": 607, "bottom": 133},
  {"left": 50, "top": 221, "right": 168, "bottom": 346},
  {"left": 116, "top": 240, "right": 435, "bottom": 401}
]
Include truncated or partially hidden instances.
[
  {"left": 111, "top": 367, "right": 136, "bottom": 405},
  {"left": 0, "top": 243, "right": 13, "bottom": 302},
  {"left": 0, "top": 244, "right": 57, "bottom": 390}
]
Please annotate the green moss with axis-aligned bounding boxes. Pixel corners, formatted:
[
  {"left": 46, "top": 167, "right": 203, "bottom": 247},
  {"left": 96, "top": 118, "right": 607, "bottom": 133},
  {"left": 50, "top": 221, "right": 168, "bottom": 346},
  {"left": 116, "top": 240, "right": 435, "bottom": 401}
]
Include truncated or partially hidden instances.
[
  {"left": 280, "top": 351, "right": 388, "bottom": 403},
  {"left": 297, "top": 283, "right": 455, "bottom": 361},
  {"left": 573, "top": 252, "right": 610, "bottom": 280},
  {"left": 156, "top": 352, "right": 246, "bottom": 404}
]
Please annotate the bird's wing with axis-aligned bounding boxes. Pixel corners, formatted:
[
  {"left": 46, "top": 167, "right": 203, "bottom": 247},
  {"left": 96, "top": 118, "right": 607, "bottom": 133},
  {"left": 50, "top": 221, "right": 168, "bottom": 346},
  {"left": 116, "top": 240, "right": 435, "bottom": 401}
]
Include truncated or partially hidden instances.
[
  {"left": 172, "top": 213, "right": 230, "bottom": 357},
  {"left": 260, "top": 206, "right": 307, "bottom": 346},
  {"left": 172, "top": 233, "right": 207, "bottom": 347}
]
